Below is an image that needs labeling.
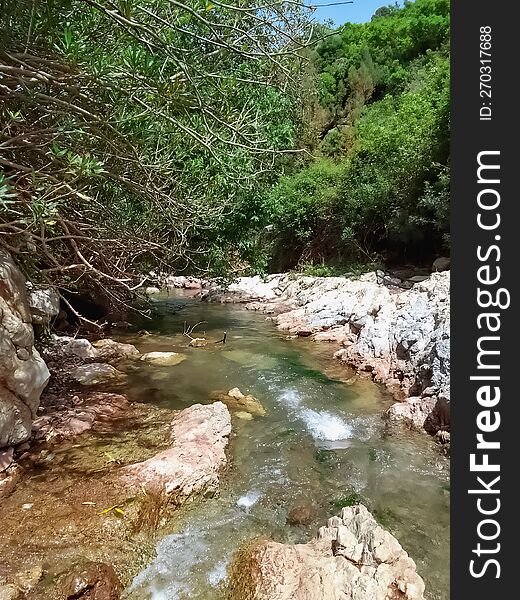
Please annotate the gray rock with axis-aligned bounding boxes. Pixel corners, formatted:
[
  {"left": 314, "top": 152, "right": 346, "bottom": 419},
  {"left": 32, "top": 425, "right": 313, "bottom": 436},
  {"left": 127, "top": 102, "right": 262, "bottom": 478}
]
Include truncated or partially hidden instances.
[
  {"left": 27, "top": 285, "right": 60, "bottom": 325},
  {"left": 71, "top": 363, "right": 125, "bottom": 386},
  {"left": 64, "top": 338, "right": 98, "bottom": 358},
  {"left": 0, "top": 251, "right": 50, "bottom": 448},
  {"left": 432, "top": 256, "right": 450, "bottom": 272}
]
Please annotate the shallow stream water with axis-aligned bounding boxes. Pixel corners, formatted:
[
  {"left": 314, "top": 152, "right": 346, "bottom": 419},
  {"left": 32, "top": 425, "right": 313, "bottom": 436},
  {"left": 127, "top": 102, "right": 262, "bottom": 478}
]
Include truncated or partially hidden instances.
[{"left": 118, "top": 292, "right": 449, "bottom": 600}]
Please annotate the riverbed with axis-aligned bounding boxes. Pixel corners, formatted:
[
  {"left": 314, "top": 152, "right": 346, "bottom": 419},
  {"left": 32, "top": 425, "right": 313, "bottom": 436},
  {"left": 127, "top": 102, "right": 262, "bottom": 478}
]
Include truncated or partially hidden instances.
[{"left": 118, "top": 292, "right": 450, "bottom": 600}]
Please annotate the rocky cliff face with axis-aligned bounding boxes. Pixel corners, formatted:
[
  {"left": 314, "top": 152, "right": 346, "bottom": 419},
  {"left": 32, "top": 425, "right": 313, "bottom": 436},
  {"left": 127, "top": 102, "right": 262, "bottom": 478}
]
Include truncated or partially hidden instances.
[
  {"left": 0, "top": 251, "right": 50, "bottom": 448},
  {"left": 229, "top": 504, "right": 425, "bottom": 600}
]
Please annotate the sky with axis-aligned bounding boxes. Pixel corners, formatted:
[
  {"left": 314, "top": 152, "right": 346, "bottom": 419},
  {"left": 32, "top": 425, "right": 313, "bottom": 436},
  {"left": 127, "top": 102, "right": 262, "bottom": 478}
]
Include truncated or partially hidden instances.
[{"left": 311, "top": 0, "right": 403, "bottom": 25}]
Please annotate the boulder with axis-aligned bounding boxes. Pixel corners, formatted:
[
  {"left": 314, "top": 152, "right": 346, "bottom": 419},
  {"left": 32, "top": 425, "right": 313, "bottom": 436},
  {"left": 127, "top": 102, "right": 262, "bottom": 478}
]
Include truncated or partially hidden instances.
[
  {"left": 211, "top": 388, "right": 266, "bottom": 416},
  {"left": 139, "top": 351, "right": 186, "bottom": 366},
  {"left": 64, "top": 338, "right": 98, "bottom": 359},
  {"left": 432, "top": 257, "right": 450, "bottom": 272},
  {"left": 229, "top": 505, "right": 425, "bottom": 600},
  {"left": 92, "top": 339, "right": 139, "bottom": 360},
  {"left": 384, "top": 396, "right": 438, "bottom": 431},
  {"left": 120, "top": 402, "right": 231, "bottom": 500},
  {"left": 71, "top": 364, "right": 125, "bottom": 386},
  {"left": 0, "top": 250, "right": 50, "bottom": 447},
  {"left": 145, "top": 286, "right": 161, "bottom": 295},
  {"left": 27, "top": 285, "right": 60, "bottom": 325}
]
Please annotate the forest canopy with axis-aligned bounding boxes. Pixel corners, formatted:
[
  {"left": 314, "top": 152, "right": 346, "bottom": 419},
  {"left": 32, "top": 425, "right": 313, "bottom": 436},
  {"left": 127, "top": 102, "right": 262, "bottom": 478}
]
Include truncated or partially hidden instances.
[{"left": 0, "top": 0, "right": 450, "bottom": 314}]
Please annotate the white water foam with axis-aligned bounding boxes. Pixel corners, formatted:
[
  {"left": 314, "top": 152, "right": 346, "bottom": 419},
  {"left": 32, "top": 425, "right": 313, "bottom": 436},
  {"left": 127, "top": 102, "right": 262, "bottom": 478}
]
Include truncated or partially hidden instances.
[
  {"left": 301, "top": 408, "right": 352, "bottom": 442},
  {"left": 207, "top": 560, "right": 229, "bottom": 587},
  {"left": 236, "top": 490, "right": 262, "bottom": 509},
  {"left": 278, "top": 389, "right": 352, "bottom": 447},
  {"left": 279, "top": 388, "right": 303, "bottom": 408}
]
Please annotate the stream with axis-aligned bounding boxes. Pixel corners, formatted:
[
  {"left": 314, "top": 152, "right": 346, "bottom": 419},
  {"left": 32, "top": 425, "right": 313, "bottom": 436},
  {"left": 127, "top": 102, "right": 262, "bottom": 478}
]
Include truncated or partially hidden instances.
[{"left": 117, "top": 292, "right": 449, "bottom": 600}]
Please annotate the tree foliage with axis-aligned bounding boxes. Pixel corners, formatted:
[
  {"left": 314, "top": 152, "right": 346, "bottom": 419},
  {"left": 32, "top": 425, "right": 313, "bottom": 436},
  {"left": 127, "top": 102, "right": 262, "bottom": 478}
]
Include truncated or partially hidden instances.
[
  {"left": 0, "top": 0, "right": 313, "bottom": 315},
  {"left": 264, "top": 0, "right": 450, "bottom": 270}
]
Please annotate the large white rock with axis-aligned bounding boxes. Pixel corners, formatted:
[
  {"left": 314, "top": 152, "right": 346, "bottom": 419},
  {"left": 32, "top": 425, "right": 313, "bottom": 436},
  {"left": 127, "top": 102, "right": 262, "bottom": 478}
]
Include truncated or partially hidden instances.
[
  {"left": 0, "top": 251, "right": 50, "bottom": 447},
  {"left": 140, "top": 351, "right": 185, "bottom": 366}
]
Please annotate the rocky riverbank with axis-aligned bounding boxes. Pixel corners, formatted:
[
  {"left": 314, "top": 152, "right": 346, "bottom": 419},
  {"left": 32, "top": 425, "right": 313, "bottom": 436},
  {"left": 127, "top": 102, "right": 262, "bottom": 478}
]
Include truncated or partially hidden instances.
[
  {"left": 1, "top": 252, "right": 446, "bottom": 599},
  {"left": 202, "top": 271, "right": 450, "bottom": 445},
  {"left": 0, "top": 252, "right": 233, "bottom": 599}
]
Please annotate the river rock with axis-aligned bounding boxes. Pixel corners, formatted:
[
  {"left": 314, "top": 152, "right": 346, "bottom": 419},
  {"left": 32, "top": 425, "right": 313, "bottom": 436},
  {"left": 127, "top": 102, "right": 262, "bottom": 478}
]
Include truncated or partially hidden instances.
[
  {"left": 71, "top": 363, "right": 125, "bottom": 386},
  {"left": 92, "top": 338, "right": 140, "bottom": 360},
  {"left": 65, "top": 561, "right": 121, "bottom": 600},
  {"left": 211, "top": 388, "right": 266, "bottom": 416},
  {"left": 26, "top": 285, "right": 60, "bottom": 325},
  {"left": 139, "top": 351, "right": 186, "bottom": 366},
  {"left": 0, "top": 250, "right": 50, "bottom": 448},
  {"left": 120, "top": 402, "right": 231, "bottom": 500},
  {"left": 287, "top": 504, "right": 316, "bottom": 526},
  {"left": 432, "top": 256, "right": 450, "bottom": 272},
  {"left": 235, "top": 411, "right": 254, "bottom": 421},
  {"left": 63, "top": 338, "right": 98, "bottom": 359},
  {"left": 145, "top": 286, "right": 161, "bottom": 295},
  {"left": 33, "top": 393, "right": 131, "bottom": 441},
  {"left": 229, "top": 504, "right": 425, "bottom": 600}
]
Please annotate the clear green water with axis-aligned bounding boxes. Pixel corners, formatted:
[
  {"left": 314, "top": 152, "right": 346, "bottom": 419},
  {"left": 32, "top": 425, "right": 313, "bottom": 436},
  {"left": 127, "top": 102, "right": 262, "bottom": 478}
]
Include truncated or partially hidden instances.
[{"left": 119, "top": 292, "right": 449, "bottom": 600}]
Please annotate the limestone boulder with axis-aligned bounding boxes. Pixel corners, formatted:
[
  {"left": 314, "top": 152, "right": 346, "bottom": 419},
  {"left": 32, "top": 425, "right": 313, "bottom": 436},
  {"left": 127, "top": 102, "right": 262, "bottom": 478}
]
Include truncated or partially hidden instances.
[
  {"left": 120, "top": 402, "right": 231, "bottom": 501},
  {"left": 0, "top": 251, "right": 50, "bottom": 448},
  {"left": 71, "top": 363, "right": 125, "bottom": 386},
  {"left": 139, "top": 351, "right": 186, "bottom": 366},
  {"left": 229, "top": 505, "right": 425, "bottom": 600}
]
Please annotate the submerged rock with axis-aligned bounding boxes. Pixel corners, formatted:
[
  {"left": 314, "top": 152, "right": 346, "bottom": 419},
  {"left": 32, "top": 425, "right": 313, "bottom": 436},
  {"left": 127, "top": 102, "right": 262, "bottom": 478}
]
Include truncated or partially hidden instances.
[
  {"left": 235, "top": 411, "right": 254, "bottom": 421},
  {"left": 120, "top": 402, "right": 231, "bottom": 501},
  {"left": 211, "top": 388, "right": 266, "bottom": 417},
  {"left": 65, "top": 561, "right": 121, "bottom": 600},
  {"left": 71, "top": 363, "right": 125, "bottom": 386},
  {"left": 33, "top": 393, "right": 131, "bottom": 441},
  {"left": 286, "top": 504, "right": 316, "bottom": 527},
  {"left": 229, "top": 504, "right": 425, "bottom": 600},
  {"left": 0, "top": 250, "right": 50, "bottom": 448},
  {"left": 139, "top": 351, "right": 186, "bottom": 366}
]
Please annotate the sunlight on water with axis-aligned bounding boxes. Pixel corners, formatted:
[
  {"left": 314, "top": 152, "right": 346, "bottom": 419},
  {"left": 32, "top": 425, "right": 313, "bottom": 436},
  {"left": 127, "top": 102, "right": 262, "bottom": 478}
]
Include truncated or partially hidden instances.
[
  {"left": 121, "top": 297, "right": 450, "bottom": 600},
  {"left": 236, "top": 491, "right": 262, "bottom": 509}
]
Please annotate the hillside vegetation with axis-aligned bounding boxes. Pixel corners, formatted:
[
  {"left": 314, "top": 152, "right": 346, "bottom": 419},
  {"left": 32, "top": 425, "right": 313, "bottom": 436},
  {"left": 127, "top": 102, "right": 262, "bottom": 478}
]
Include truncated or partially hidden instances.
[{"left": 0, "top": 0, "right": 450, "bottom": 315}]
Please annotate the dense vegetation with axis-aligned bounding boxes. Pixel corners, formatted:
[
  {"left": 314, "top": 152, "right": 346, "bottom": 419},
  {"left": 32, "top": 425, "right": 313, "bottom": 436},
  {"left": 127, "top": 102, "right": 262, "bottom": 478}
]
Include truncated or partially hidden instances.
[
  {"left": 264, "top": 0, "right": 450, "bottom": 271},
  {"left": 0, "top": 0, "right": 449, "bottom": 318}
]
